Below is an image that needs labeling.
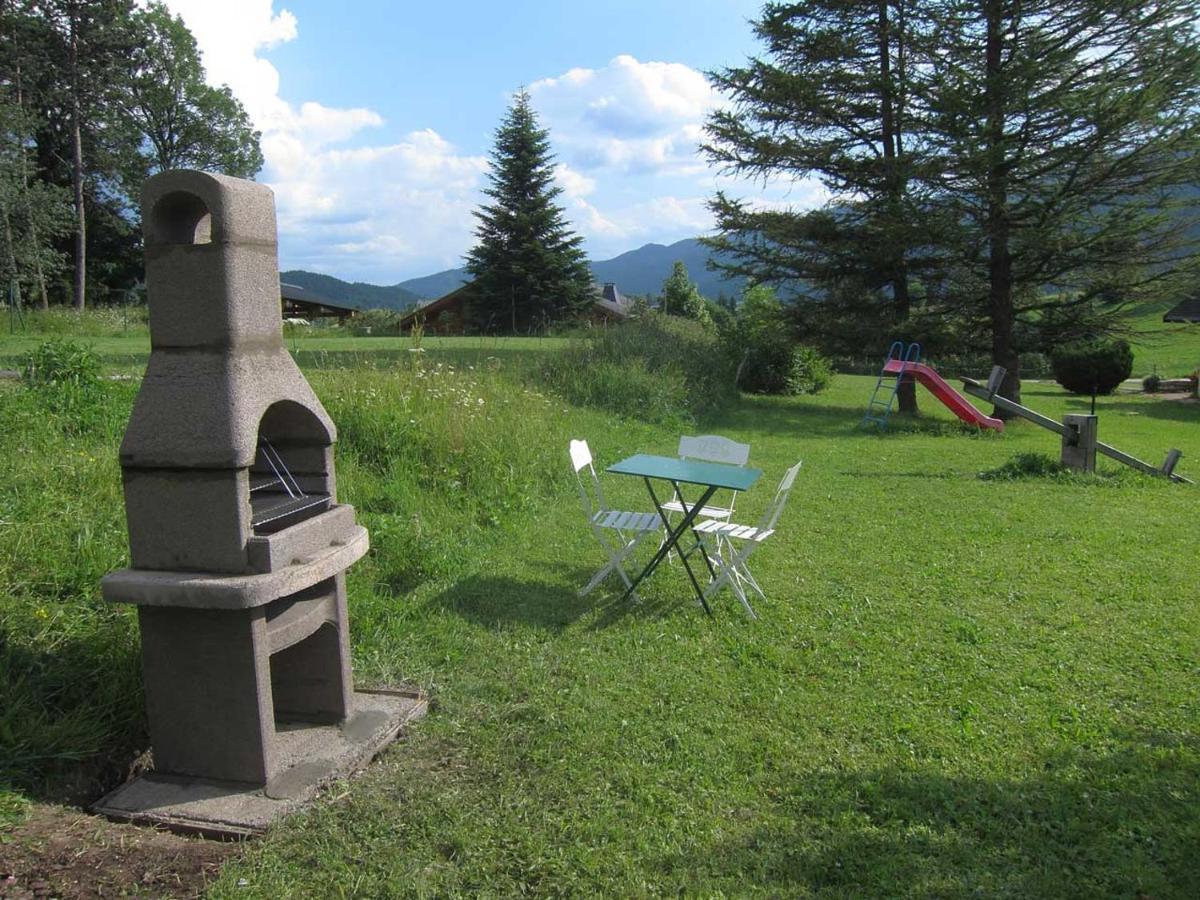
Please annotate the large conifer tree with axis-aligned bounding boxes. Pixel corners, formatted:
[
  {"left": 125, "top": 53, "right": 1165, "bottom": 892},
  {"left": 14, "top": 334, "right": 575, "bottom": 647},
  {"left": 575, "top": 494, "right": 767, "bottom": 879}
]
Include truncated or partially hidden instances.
[
  {"left": 922, "top": 0, "right": 1200, "bottom": 412},
  {"left": 706, "top": 0, "right": 1200, "bottom": 416},
  {"left": 704, "top": 1, "right": 934, "bottom": 412},
  {"left": 465, "top": 91, "right": 592, "bottom": 333}
]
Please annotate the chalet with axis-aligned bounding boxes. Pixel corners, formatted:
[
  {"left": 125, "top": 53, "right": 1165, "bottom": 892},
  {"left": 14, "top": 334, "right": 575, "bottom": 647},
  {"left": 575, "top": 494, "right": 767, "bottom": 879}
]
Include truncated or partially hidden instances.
[
  {"left": 1163, "top": 297, "right": 1200, "bottom": 324},
  {"left": 397, "top": 281, "right": 633, "bottom": 334},
  {"left": 280, "top": 282, "right": 359, "bottom": 321}
]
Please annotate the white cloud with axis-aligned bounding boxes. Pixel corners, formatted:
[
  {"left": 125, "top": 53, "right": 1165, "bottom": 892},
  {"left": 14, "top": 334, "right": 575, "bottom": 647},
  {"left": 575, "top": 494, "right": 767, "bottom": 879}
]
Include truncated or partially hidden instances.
[
  {"left": 530, "top": 55, "right": 719, "bottom": 176},
  {"left": 153, "top": 5, "right": 820, "bottom": 281},
  {"left": 160, "top": 0, "right": 486, "bottom": 280}
]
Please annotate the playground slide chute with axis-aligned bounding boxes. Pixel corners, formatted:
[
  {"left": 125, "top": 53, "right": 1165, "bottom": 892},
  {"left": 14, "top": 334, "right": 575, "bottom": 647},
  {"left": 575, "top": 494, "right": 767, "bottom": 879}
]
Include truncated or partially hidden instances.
[{"left": 883, "top": 359, "right": 1004, "bottom": 432}]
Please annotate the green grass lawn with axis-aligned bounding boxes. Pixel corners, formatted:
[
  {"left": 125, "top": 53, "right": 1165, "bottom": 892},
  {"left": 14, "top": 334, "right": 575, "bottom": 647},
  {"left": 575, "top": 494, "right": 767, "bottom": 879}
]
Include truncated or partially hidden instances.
[
  {"left": 1, "top": 303, "right": 1195, "bottom": 376},
  {"left": 1122, "top": 300, "right": 1200, "bottom": 377},
  {"left": 1, "top": 347, "right": 1197, "bottom": 897}
]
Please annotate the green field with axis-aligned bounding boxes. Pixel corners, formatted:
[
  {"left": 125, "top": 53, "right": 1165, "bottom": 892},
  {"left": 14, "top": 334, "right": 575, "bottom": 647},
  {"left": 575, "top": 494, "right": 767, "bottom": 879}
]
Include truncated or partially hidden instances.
[
  {"left": 1, "top": 301, "right": 1196, "bottom": 377},
  {"left": 1, "top": 333, "right": 1196, "bottom": 896}
]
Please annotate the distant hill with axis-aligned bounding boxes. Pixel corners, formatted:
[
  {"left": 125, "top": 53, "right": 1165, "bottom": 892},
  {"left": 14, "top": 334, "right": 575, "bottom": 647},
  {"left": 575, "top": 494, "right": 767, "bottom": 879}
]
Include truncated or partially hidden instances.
[
  {"left": 279, "top": 270, "right": 420, "bottom": 311},
  {"left": 589, "top": 238, "right": 744, "bottom": 300},
  {"left": 284, "top": 237, "right": 747, "bottom": 309},
  {"left": 396, "top": 268, "right": 471, "bottom": 300}
]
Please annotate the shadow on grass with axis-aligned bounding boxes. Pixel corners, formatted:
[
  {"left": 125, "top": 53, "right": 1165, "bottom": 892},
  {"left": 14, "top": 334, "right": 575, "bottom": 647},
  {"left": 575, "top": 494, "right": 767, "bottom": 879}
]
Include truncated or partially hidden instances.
[
  {"left": 1097, "top": 395, "right": 1200, "bottom": 426},
  {"left": 0, "top": 624, "right": 146, "bottom": 804},
  {"left": 719, "top": 396, "right": 1000, "bottom": 441},
  {"left": 425, "top": 570, "right": 598, "bottom": 632},
  {"left": 426, "top": 559, "right": 720, "bottom": 632},
  {"left": 664, "top": 733, "right": 1200, "bottom": 897}
]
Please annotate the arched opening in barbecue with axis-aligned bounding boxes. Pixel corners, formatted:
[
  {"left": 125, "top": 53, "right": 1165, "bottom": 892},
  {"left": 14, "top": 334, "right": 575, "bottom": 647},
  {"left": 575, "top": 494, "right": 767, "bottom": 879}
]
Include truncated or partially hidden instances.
[{"left": 250, "top": 401, "right": 333, "bottom": 534}]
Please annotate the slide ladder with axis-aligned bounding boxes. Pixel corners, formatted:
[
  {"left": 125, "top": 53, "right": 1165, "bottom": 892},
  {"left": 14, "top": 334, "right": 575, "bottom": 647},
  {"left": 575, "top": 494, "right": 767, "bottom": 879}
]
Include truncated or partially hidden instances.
[{"left": 862, "top": 341, "right": 921, "bottom": 429}]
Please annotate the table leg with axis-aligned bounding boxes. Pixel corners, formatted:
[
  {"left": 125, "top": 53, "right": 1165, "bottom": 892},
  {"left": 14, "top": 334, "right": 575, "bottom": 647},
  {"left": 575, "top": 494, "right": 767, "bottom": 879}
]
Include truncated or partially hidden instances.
[
  {"left": 620, "top": 479, "right": 719, "bottom": 614},
  {"left": 667, "top": 479, "right": 718, "bottom": 580}
]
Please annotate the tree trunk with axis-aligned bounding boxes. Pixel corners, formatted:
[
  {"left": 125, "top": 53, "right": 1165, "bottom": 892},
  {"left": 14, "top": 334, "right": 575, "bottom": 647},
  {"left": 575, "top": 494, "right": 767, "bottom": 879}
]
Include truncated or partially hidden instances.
[
  {"left": 8, "top": 7, "right": 49, "bottom": 309},
  {"left": 68, "top": 0, "right": 86, "bottom": 312},
  {"left": 984, "top": 0, "right": 1020, "bottom": 415},
  {"left": 1, "top": 200, "right": 22, "bottom": 309},
  {"left": 879, "top": 2, "right": 918, "bottom": 415}
]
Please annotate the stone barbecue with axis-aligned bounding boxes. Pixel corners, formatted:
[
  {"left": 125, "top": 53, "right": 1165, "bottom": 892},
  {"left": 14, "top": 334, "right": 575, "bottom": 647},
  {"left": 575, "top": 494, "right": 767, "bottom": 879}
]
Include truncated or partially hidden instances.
[{"left": 94, "top": 170, "right": 425, "bottom": 836}]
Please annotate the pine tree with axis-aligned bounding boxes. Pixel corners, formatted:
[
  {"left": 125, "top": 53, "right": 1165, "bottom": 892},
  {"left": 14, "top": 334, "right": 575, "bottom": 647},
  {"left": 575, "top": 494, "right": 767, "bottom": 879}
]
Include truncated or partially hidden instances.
[
  {"left": 704, "top": 1, "right": 935, "bottom": 412},
  {"left": 922, "top": 0, "right": 1200, "bottom": 413},
  {"left": 659, "top": 260, "right": 712, "bottom": 326},
  {"left": 465, "top": 91, "right": 592, "bottom": 333}
]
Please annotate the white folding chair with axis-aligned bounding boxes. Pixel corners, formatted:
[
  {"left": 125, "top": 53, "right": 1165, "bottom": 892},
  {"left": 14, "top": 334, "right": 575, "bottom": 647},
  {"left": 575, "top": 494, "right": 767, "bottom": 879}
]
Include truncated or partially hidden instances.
[
  {"left": 660, "top": 435, "right": 751, "bottom": 561},
  {"left": 569, "top": 439, "right": 663, "bottom": 603},
  {"left": 694, "top": 461, "right": 802, "bottom": 619}
]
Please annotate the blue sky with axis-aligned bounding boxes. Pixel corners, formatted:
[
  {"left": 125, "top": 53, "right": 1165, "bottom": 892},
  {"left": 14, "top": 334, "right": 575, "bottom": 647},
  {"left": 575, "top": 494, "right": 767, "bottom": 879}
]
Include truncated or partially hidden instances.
[{"left": 162, "top": 1, "right": 820, "bottom": 283}]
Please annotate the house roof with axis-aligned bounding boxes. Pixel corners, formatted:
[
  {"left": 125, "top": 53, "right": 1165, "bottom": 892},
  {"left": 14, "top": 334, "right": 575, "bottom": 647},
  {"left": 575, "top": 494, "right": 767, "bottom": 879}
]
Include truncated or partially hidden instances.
[
  {"left": 592, "top": 282, "right": 632, "bottom": 319},
  {"left": 280, "top": 281, "right": 359, "bottom": 312},
  {"left": 398, "top": 280, "right": 633, "bottom": 324},
  {"left": 1163, "top": 297, "right": 1200, "bottom": 323},
  {"left": 397, "top": 282, "right": 476, "bottom": 326}
]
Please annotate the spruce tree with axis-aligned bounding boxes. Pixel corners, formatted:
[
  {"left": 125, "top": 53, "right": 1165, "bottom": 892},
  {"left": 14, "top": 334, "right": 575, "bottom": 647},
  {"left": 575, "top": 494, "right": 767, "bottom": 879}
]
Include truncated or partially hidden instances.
[
  {"left": 922, "top": 0, "right": 1200, "bottom": 412},
  {"left": 704, "top": 1, "right": 935, "bottom": 412},
  {"left": 659, "top": 260, "right": 712, "bottom": 326},
  {"left": 465, "top": 91, "right": 592, "bottom": 333}
]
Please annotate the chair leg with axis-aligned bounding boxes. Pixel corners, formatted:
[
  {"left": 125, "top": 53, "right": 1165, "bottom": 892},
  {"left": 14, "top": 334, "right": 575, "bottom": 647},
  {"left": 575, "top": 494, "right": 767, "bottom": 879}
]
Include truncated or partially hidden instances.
[
  {"left": 702, "top": 540, "right": 760, "bottom": 618},
  {"left": 581, "top": 529, "right": 654, "bottom": 603}
]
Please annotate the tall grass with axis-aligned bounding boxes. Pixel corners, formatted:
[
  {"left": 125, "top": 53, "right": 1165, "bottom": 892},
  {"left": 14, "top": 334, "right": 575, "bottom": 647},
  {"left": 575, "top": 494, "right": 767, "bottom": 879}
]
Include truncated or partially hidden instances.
[
  {"left": 0, "top": 352, "right": 611, "bottom": 792},
  {"left": 540, "top": 315, "right": 737, "bottom": 425},
  {"left": 10, "top": 306, "right": 149, "bottom": 337}
]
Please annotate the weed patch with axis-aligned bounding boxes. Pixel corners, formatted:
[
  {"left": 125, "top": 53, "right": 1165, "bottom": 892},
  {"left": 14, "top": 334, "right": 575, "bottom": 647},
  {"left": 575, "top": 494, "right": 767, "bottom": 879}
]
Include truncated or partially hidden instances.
[{"left": 541, "top": 315, "right": 736, "bottom": 424}]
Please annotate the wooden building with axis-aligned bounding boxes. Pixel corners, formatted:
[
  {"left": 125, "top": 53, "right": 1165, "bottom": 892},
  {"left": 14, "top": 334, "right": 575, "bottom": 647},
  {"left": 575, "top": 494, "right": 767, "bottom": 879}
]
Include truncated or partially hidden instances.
[
  {"left": 1163, "top": 297, "right": 1200, "bottom": 324},
  {"left": 280, "top": 282, "right": 359, "bottom": 321},
  {"left": 397, "top": 281, "right": 632, "bottom": 334}
]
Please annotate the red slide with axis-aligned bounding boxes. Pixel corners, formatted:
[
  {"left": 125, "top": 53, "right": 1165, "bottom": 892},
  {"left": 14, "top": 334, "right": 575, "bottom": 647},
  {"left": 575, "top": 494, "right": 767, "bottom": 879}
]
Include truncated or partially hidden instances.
[{"left": 883, "top": 359, "right": 1004, "bottom": 432}]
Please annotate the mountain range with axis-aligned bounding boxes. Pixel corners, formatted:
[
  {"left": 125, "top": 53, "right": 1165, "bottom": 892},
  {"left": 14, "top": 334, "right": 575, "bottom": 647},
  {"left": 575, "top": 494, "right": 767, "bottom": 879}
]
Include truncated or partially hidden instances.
[{"left": 281, "top": 238, "right": 745, "bottom": 311}]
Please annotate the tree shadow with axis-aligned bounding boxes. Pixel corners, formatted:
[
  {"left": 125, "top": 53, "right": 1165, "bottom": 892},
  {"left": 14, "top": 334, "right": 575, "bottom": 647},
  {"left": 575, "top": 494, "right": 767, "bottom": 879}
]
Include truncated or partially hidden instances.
[
  {"left": 661, "top": 732, "right": 1200, "bottom": 897},
  {"left": 0, "top": 622, "right": 147, "bottom": 804},
  {"left": 1097, "top": 395, "right": 1200, "bottom": 426},
  {"left": 423, "top": 566, "right": 606, "bottom": 632},
  {"left": 424, "top": 558, "right": 723, "bottom": 632}
]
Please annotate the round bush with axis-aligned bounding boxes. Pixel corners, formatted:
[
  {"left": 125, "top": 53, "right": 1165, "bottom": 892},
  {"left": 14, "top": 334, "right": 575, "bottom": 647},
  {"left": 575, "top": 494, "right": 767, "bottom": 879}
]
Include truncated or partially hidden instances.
[
  {"left": 1142, "top": 373, "right": 1161, "bottom": 393},
  {"left": 1050, "top": 339, "right": 1133, "bottom": 396}
]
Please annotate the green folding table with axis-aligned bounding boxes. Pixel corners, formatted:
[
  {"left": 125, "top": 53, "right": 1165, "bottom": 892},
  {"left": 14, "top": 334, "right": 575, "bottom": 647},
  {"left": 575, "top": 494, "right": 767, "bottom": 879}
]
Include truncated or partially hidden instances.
[{"left": 607, "top": 453, "right": 762, "bottom": 613}]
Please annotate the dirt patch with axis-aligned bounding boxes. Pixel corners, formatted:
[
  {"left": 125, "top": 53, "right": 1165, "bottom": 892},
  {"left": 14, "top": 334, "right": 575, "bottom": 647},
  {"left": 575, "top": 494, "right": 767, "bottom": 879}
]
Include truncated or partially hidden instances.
[{"left": 0, "top": 804, "right": 241, "bottom": 899}]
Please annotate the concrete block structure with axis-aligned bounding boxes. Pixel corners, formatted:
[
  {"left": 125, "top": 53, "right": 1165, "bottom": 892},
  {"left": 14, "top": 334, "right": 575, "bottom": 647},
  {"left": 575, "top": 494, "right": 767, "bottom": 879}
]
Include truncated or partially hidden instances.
[
  {"left": 1061, "top": 413, "right": 1099, "bottom": 474},
  {"left": 95, "top": 171, "right": 424, "bottom": 835}
]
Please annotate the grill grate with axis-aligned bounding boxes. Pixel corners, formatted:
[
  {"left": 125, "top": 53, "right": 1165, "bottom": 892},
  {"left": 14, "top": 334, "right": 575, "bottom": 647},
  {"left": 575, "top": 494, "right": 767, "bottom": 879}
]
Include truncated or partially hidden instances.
[{"left": 250, "top": 438, "right": 329, "bottom": 532}]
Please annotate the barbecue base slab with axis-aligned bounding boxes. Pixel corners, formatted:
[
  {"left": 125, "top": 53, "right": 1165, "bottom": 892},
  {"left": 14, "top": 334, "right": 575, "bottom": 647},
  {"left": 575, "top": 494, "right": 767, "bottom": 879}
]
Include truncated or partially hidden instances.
[{"left": 92, "top": 688, "right": 426, "bottom": 838}]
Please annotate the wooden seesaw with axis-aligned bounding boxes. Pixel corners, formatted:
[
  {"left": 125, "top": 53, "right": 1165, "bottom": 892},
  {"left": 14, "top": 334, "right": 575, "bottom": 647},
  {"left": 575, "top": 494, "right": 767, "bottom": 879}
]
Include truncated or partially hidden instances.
[{"left": 961, "top": 366, "right": 1191, "bottom": 484}]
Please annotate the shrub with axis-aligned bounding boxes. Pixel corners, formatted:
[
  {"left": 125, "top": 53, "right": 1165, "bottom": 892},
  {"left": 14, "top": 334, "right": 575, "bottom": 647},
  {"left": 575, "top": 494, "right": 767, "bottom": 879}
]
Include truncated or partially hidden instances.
[
  {"left": 540, "top": 314, "right": 735, "bottom": 424},
  {"left": 787, "top": 345, "right": 833, "bottom": 395},
  {"left": 737, "top": 335, "right": 833, "bottom": 395},
  {"left": 349, "top": 308, "right": 405, "bottom": 337},
  {"left": 18, "top": 340, "right": 119, "bottom": 437},
  {"left": 21, "top": 338, "right": 101, "bottom": 388},
  {"left": 1050, "top": 339, "right": 1133, "bottom": 395},
  {"left": 1142, "top": 373, "right": 1161, "bottom": 393}
]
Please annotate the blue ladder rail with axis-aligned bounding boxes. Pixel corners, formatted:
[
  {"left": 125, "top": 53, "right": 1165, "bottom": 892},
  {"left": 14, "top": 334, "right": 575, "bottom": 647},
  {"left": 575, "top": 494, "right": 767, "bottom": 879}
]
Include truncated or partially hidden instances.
[{"left": 862, "top": 341, "right": 921, "bottom": 429}]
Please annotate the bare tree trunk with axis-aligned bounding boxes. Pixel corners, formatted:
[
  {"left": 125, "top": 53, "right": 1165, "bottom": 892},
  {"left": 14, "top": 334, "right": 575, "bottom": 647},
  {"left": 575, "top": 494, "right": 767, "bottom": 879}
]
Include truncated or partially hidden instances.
[
  {"left": 6, "top": 0, "right": 49, "bottom": 308},
  {"left": 1, "top": 200, "right": 22, "bottom": 309},
  {"left": 985, "top": 0, "right": 1020, "bottom": 415},
  {"left": 879, "top": 1, "right": 918, "bottom": 415},
  {"left": 68, "top": 0, "right": 86, "bottom": 312}
]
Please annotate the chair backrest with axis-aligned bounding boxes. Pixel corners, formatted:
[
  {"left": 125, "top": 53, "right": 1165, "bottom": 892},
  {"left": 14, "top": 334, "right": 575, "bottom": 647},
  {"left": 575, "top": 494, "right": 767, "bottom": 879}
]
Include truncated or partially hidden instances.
[
  {"left": 678, "top": 434, "right": 750, "bottom": 467},
  {"left": 758, "top": 461, "right": 802, "bottom": 532},
  {"left": 569, "top": 439, "right": 606, "bottom": 519}
]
